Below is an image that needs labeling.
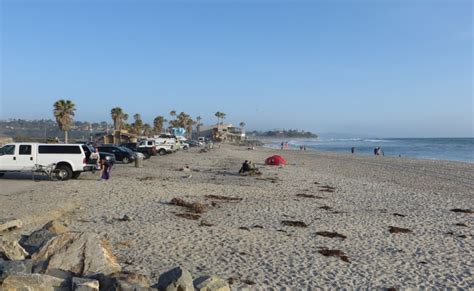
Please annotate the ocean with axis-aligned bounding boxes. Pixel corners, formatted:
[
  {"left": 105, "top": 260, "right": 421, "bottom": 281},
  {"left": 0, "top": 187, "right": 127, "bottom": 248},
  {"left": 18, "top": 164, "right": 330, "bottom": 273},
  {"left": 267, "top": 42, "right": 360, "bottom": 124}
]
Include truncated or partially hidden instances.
[{"left": 263, "top": 138, "right": 474, "bottom": 163}]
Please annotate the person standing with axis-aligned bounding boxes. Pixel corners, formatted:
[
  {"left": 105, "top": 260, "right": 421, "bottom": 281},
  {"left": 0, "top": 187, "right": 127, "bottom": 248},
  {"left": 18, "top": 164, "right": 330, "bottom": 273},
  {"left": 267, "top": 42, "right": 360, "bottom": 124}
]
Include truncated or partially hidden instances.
[
  {"left": 90, "top": 148, "right": 100, "bottom": 172},
  {"left": 351, "top": 147, "right": 355, "bottom": 154},
  {"left": 99, "top": 156, "right": 113, "bottom": 181}
]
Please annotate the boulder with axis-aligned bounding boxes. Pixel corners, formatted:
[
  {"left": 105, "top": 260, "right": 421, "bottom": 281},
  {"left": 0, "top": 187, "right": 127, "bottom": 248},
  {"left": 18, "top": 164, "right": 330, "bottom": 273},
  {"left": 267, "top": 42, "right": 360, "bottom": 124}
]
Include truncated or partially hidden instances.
[
  {"left": 155, "top": 266, "right": 193, "bottom": 291},
  {"left": 112, "top": 271, "right": 151, "bottom": 290},
  {"left": 72, "top": 277, "right": 100, "bottom": 291},
  {"left": 43, "top": 220, "right": 70, "bottom": 234},
  {"left": 0, "top": 273, "right": 68, "bottom": 290},
  {"left": 194, "top": 276, "right": 230, "bottom": 291},
  {"left": 0, "top": 239, "right": 29, "bottom": 260},
  {"left": 20, "top": 220, "right": 69, "bottom": 254},
  {"left": 32, "top": 232, "right": 121, "bottom": 278},
  {"left": 0, "top": 218, "right": 22, "bottom": 232},
  {"left": 0, "top": 259, "right": 33, "bottom": 283}
]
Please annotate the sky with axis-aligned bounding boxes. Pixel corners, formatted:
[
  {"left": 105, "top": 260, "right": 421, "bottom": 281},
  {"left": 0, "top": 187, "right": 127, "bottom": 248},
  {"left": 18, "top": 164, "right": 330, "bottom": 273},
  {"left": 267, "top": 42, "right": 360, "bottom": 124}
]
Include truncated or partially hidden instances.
[{"left": 0, "top": 0, "right": 472, "bottom": 137}]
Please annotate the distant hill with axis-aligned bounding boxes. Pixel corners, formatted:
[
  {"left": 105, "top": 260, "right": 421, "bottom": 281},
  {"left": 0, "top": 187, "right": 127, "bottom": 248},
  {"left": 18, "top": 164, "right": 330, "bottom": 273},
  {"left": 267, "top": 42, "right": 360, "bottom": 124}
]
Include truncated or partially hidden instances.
[
  {"left": 247, "top": 129, "right": 318, "bottom": 139},
  {"left": 0, "top": 119, "right": 110, "bottom": 140}
]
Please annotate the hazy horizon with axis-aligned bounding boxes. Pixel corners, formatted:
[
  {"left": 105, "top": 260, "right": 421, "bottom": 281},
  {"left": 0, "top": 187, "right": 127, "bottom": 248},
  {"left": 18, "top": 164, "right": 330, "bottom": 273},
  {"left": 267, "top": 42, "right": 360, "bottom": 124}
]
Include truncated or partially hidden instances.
[{"left": 1, "top": 0, "right": 472, "bottom": 138}]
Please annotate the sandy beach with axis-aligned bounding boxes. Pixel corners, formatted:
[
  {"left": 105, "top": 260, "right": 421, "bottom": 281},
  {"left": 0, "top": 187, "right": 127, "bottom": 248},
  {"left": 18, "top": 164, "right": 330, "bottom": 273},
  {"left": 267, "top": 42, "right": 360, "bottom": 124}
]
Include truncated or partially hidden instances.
[{"left": 1, "top": 144, "right": 473, "bottom": 289}]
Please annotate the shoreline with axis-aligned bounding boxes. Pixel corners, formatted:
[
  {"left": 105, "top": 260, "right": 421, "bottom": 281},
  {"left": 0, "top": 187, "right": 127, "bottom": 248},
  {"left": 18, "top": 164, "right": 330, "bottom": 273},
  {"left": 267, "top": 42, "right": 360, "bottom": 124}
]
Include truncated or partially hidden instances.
[
  {"left": 1, "top": 144, "right": 473, "bottom": 288},
  {"left": 256, "top": 137, "right": 474, "bottom": 164}
]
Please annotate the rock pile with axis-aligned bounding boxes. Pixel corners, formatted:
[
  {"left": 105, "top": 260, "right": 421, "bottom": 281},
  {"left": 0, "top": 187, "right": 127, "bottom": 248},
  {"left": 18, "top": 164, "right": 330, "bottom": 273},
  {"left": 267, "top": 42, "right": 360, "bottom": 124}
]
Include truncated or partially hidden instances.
[{"left": 0, "top": 220, "right": 230, "bottom": 290}]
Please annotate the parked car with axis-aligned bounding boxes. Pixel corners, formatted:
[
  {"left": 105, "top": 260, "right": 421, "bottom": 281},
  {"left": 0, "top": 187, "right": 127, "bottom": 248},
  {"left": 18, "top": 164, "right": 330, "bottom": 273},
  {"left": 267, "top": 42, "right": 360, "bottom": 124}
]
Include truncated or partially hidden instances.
[
  {"left": 180, "top": 142, "right": 190, "bottom": 150},
  {"left": 96, "top": 145, "right": 136, "bottom": 163},
  {"left": 120, "top": 141, "right": 156, "bottom": 159},
  {"left": 138, "top": 139, "right": 157, "bottom": 156},
  {"left": 0, "top": 143, "right": 88, "bottom": 180},
  {"left": 155, "top": 143, "right": 175, "bottom": 155},
  {"left": 118, "top": 146, "right": 144, "bottom": 160},
  {"left": 188, "top": 140, "right": 203, "bottom": 147}
]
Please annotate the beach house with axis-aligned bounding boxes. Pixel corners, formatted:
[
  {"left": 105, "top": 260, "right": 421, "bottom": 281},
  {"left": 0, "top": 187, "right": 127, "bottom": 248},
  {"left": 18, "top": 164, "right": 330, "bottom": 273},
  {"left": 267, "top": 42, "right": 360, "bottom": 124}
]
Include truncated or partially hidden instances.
[{"left": 198, "top": 124, "right": 245, "bottom": 142}]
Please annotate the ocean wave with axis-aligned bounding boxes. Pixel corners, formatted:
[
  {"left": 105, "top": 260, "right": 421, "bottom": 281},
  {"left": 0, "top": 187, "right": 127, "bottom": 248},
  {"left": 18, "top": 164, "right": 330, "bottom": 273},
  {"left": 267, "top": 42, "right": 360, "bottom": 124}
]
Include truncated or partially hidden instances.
[{"left": 363, "top": 139, "right": 390, "bottom": 143}]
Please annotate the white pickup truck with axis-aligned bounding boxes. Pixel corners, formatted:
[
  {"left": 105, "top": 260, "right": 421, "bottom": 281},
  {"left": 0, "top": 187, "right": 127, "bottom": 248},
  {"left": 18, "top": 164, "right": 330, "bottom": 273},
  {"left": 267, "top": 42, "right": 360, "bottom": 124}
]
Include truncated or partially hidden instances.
[
  {"left": 0, "top": 143, "right": 88, "bottom": 180},
  {"left": 153, "top": 134, "right": 177, "bottom": 155}
]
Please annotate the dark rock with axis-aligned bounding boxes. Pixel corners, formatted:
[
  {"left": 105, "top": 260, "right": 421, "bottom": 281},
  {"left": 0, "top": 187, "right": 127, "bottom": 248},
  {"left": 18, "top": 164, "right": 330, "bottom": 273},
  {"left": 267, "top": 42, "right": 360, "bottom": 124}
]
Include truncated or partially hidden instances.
[
  {"left": 0, "top": 259, "right": 33, "bottom": 283},
  {"left": 72, "top": 277, "right": 99, "bottom": 291},
  {"left": 155, "top": 266, "right": 193, "bottom": 291},
  {"left": 20, "top": 220, "right": 69, "bottom": 254}
]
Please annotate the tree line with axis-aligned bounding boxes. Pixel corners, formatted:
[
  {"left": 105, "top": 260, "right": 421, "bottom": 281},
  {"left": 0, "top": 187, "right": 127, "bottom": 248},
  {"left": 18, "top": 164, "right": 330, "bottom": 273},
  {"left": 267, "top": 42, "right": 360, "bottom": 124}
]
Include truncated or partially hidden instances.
[
  {"left": 52, "top": 99, "right": 246, "bottom": 142},
  {"left": 248, "top": 129, "right": 318, "bottom": 138}
]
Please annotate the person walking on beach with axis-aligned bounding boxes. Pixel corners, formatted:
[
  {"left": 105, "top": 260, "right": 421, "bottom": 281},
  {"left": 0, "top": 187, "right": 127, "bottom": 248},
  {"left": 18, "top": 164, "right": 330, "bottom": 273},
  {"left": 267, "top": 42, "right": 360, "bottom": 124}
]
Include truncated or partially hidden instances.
[
  {"left": 99, "top": 156, "right": 113, "bottom": 181},
  {"left": 351, "top": 147, "right": 355, "bottom": 154},
  {"left": 281, "top": 142, "right": 284, "bottom": 150}
]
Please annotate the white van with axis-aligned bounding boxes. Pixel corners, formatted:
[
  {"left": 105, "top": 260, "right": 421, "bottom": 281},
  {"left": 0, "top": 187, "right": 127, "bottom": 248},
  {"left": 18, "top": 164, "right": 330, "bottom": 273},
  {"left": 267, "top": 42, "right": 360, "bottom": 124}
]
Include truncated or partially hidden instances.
[{"left": 0, "top": 143, "right": 87, "bottom": 180}]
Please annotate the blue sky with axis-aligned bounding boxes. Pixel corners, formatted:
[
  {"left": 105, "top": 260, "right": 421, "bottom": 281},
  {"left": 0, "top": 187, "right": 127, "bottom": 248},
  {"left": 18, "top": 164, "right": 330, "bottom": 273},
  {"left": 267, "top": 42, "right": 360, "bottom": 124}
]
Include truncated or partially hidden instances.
[{"left": 1, "top": 0, "right": 472, "bottom": 137}]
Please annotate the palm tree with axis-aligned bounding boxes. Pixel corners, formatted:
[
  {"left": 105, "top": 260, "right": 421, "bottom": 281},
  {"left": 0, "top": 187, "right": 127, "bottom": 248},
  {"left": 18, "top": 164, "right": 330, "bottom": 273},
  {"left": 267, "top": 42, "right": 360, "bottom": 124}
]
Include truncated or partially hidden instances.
[
  {"left": 153, "top": 116, "right": 166, "bottom": 134},
  {"left": 214, "top": 111, "right": 221, "bottom": 125},
  {"left": 53, "top": 99, "right": 76, "bottom": 143},
  {"left": 170, "top": 110, "right": 177, "bottom": 119},
  {"left": 142, "top": 123, "right": 152, "bottom": 137},
  {"left": 196, "top": 116, "right": 202, "bottom": 137},
  {"left": 111, "top": 107, "right": 125, "bottom": 130},
  {"left": 185, "top": 118, "right": 195, "bottom": 139},
  {"left": 220, "top": 112, "right": 226, "bottom": 125},
  {"left": 133, "top": 113, "right": 143, "bottom": 134}
]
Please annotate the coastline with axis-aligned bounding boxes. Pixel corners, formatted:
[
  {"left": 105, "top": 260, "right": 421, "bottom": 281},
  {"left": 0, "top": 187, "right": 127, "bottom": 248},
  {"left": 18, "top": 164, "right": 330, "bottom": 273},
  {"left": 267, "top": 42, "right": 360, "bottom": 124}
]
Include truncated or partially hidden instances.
[
  {"left": 257, "top": 137, "right": 474, "bottom": 164},
  {"left": 1, "top": 144, "right": 473, "bottom": 288}
]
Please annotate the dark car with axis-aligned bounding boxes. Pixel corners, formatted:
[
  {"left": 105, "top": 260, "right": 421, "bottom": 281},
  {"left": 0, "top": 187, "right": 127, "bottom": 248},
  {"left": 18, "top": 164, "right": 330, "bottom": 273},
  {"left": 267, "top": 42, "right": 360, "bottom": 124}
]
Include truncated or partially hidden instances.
[
  {"left": 120, "top": 142, "right": 155, "bottom": 159},
  {"left": 96, "top": 145, "right": 136, "bottom": 164}
]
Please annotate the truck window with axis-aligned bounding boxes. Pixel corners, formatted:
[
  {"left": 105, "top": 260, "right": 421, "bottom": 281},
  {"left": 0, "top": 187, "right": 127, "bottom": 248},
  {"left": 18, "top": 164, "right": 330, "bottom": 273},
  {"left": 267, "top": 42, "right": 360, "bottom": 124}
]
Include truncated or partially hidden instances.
[
  {"left": 19, "top": 145, "right": 32, "bottom": 155},
  {"left": 0, "top": 145, "right": 15, "bottom": 155},
  {"left": 38, "top": 145, "right": 81, "bottom": 154}
]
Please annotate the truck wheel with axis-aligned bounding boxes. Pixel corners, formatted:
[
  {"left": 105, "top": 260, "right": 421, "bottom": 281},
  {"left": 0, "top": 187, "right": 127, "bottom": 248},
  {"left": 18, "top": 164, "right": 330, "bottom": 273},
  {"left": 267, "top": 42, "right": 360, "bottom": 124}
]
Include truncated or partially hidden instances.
[
  {"left": 56, "top": 164, "right": 73, "bottom": 180},
  {"left": 158, "top": 149, "right": 166, "bottom": 156},
  {"left": 71, "top": 172, "right": 81, "bottom": 179},
  {"left": 183, "top": 145, "right": 189, "bottom": 150},
  {"left": 122, "top": 157, "right": 130, "bottom": 164}
]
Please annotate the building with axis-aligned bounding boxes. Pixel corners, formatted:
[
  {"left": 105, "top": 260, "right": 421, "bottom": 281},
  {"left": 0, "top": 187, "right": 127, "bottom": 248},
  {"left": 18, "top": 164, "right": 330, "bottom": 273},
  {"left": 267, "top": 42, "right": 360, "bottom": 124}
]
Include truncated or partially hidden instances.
[
  {"left": 97, "top": 130, "right": 138, "bottom": 144},
  {"left": 198, "top": 124, "right": 245, "bottom": 142}
]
